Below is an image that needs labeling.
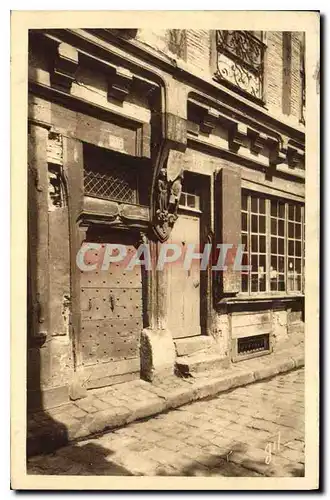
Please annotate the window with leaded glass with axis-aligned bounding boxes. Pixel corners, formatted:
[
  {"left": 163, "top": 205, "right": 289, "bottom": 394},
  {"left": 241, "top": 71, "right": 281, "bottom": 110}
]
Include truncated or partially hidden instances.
[
  {"left": 83, "top": 144, "right": 138, "bottom": 204},
  {"left": 241, "top": 192, "right": 304, "bottom": 294}
]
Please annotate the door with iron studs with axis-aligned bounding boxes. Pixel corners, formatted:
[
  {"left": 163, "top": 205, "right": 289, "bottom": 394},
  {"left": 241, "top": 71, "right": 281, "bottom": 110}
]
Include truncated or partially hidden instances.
[{"left": 79, "top": 228, "right": 143, "bottom": 386}]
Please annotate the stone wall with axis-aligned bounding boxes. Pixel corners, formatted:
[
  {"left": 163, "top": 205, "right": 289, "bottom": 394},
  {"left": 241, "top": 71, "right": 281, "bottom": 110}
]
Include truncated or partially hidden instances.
[{"left": 135, "top": 29, "right": 304, "bottom": 126}]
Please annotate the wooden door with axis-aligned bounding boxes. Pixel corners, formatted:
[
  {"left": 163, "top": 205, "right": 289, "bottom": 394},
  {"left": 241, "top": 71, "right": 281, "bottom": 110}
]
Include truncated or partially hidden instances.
[
  {"left": 166, "top": 212, "right": 201, "bottom": 338},
  {"left": 79, "top": 229, "right": 142, "bottom": 388}
]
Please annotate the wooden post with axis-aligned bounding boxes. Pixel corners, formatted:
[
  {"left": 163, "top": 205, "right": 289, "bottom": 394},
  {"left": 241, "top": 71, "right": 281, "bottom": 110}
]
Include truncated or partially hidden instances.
[
  {"left": 62, "top": 137, "right": 85, "bottom": 374},
  {"left": 28, "top": 124, "right": 50, "bottom": 343},
  {"left": 214, "top": 166, "right": 242, "bottom": 296}
]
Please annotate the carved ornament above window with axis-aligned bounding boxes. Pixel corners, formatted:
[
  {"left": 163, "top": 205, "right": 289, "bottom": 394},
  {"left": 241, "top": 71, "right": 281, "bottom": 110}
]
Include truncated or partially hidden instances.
[{"left": 214, "top": 30, "right": 266, "bottom": 102}]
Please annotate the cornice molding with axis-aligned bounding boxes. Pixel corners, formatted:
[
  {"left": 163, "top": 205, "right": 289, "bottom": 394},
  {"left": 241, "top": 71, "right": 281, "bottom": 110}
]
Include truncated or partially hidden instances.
[
  {"left": 82, "top": 29, "right": 305, "bottom": 142},
  {"left": 187, "top": 135, "right": 305, "bottom": 183},
  {"left": 187, "top": 98, "right": 305, "bottom": 175},
  {"left": 28, "top": 80, "right": 148, "bottom": 130},
  {"left": 39, "top": 28, "right": 305, "bottom": 145},
  {"left": 51, "top": 42, "right": 79, "bottom": 93}
]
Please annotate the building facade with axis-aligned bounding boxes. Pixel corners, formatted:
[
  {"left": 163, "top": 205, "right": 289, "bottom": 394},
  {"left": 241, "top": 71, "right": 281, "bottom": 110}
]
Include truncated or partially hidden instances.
[{"left": 27, "top": 29, "right": 305, "bottom": 410}]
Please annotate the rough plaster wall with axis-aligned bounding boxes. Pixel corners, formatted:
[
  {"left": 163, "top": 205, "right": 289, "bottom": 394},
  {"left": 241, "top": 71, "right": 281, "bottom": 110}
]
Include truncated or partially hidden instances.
[
  {"left": 272, "top": 308, "right": 289, "bottom": 347},
  {"left": 184, "top": 148, "right": 233, "bottom": 175},
  {"left": 212, "top": 312, "right": 230, "bottom": 359},
  {"left": 27, "top": 338, "right": 74, "bottom": 391},
  {"left": 136, "top": 29, "right": 174, "bottom": 59},
  {"left": 136, "top": 29, "right": 211, "bottom": 74},
  {"left": 186, "top": 30, "right": 211, "bottom": 73},
  {"left": 48, "top": 206, "right": 71, "bottom": 337}
]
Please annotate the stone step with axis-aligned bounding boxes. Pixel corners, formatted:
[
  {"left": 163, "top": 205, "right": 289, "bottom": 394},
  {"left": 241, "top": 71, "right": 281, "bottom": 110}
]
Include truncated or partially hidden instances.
[
  {"left": 175, "top": 352, "right": 230, "bottom": 377},
  {"left": 174, "top": 335, "right": 216, "bottom": 357}
]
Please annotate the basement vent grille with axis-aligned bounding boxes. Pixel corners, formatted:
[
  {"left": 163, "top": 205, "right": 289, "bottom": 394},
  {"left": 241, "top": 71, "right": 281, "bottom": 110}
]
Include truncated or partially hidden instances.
[{"left": 237, "top": 334, "right": 270, "bottom": 355}]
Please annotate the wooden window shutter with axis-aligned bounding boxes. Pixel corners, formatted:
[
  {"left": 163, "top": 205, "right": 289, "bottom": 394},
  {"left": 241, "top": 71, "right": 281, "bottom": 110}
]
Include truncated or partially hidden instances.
[{"left": 214, "top": 166, "right": 241, "bottom": 296}]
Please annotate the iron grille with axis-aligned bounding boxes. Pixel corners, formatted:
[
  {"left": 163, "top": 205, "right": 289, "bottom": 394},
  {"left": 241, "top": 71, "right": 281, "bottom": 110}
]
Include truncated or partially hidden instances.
[
  {"left": 237, "top": 333, "right": 270, "bottom": 355},
  {"left": 215, "top": 30, "right": 266, "bottom": 101},
  {"left": 83, "top": 163, "right": 137, "bottom": 204}
]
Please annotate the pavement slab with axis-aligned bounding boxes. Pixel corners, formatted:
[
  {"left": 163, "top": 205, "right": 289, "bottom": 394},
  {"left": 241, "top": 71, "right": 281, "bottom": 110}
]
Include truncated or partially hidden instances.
[
  {"left": 28, "top": 368, "right": 304, "bottom": 477},
  {"left": 27, "top": 342, "right": 304, "bottom": 458}
]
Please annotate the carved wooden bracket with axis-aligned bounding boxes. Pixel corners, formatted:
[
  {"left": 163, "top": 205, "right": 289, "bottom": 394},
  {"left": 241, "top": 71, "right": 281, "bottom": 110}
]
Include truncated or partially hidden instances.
[
  {"left": 228, "top": 123, "right": 248, "bottom": 153},
  {"left": 187, "top": 120, "right": 200, "bottom": 137},
  {"left": 151, "top": 111, "right": 187, "bottom": 242},
  {"left": 187, "top": 103, "right": 219, "bottom": 136},
  {"left": 287, "top": 146, "right": 305, "bottom": 168},
  {"left": 248, "top": 129, "right": 268, "bottom": 154},
  {"left": 268, "top": 137, "right": 288, "bottom": 165},
  {"left": 152, "top": 149, "right": 185, "bottom": 242},
  {"left": 150, "top": 80, "right": 188, "bottom": 242},
  {"left": 107, "top": 66, "right": 134, "bottom": 102},
  {"left": 267, "top": 136, "right": 304, "bottom": 169},
  {"left": 52, "top": 42, "right": 79, "bottom": 92},
  {"left": 199, "top": 108, "right": 219, "bottom": 135},
  {"left": 187, "top": 98, "right": 305, "bottom": 173}
]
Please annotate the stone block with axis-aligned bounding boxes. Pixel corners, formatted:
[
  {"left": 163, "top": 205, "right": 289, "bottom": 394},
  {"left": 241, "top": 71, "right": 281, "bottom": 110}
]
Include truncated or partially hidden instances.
[
  {"left": 90, "top": 397, "right": 110, "bottom": 411},
  {"left": 74, "top": 398, "right": 99, "bottom": 413},
  {"left": 275, "top": 358, "right": 296, "bottom": 374},
  {"left": 69, "top": 379, "right": 88, "bottom": 401},
  {"left": 140, "top": 328, "right": 176, "bottom": 382},
  {"left": 193, "top": 376, "right": 232, "bottom": 400},
  {"left": 86, "top": 407, "right": 130, "bottom": 435},
  {"left": 230, "top": 371, "right": 255, "bottom": 389},
  {"left": 165, "top": 386, "right": 195, "bottom": 409},
  {"left": 253, "top": 365, "right": 280, "bottom": 382},
  {"left": 176, "top": 352, "right": 229, "bottom": 377},
  {"left": 126, "top": 399, "right": 166, "bottom": 423},
  {"left": 174, "top": 335, "right": 215, "bottom": 357},
  {"left": 294, "top": 354, "right": 305, "bottom": 368}
]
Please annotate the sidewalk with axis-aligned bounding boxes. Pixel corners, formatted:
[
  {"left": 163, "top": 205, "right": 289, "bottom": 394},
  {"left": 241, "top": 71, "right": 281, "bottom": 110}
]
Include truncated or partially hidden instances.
[{"left": 27, "top": 340, "right": 304, "bottom": 457}]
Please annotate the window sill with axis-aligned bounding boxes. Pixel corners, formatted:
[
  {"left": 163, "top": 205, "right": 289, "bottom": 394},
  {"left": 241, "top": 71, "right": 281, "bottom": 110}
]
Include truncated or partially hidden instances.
[{"left": 218, "top": 293, "right": 304, "bottom": 305}]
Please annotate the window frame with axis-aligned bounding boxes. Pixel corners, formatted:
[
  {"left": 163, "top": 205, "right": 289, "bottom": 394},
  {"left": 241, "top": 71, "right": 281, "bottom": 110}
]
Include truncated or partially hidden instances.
[
  {"left": 83, "top": 143, "right": 139, "bottom": 206},
  {"left": 213, "top": 30, "right": 267, "bottom": 104},
  {"left": 241, "top": 191, "right": 305, "bottom": 297}
]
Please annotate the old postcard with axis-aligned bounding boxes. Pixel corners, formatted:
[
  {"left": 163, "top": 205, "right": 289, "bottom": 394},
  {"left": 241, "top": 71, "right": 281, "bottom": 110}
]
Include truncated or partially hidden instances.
[{"left": 11, "top": 10, "right": 319, "bottom": 490}]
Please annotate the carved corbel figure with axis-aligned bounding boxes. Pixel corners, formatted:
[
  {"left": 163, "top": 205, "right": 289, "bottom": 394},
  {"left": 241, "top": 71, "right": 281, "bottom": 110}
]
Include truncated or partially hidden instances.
[
  {"left": 167, "top": 171, "right": 184, "bottom": 225},
  {"left": 153, "top": 166, "right": 184, "bottom": 242},
  {"left": 156, "top": 168, "right": 169, "bottom": 219}
]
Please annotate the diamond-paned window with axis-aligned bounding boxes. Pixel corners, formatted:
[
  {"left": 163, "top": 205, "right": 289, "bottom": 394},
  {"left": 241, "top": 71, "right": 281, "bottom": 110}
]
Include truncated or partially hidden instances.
[{"left": 83, "top": 146, "right": 138, "bottom": 204}]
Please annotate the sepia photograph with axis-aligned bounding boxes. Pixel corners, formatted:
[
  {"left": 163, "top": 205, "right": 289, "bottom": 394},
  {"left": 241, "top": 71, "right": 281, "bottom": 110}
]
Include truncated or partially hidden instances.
[{"left": 10, "top": 10, "right": 319, "bottom": 490}]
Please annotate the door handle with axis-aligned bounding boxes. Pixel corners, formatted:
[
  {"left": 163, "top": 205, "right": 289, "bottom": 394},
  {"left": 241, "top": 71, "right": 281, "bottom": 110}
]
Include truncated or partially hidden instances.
[{"left": 193, "top": 280, "right": 200, "bottom": 288}]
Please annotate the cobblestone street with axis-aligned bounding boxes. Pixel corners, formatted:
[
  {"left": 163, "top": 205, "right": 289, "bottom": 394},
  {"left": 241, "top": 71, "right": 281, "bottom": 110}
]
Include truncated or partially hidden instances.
[{"left": 28, "top": 368, "right": 304, "bottom": 477}]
